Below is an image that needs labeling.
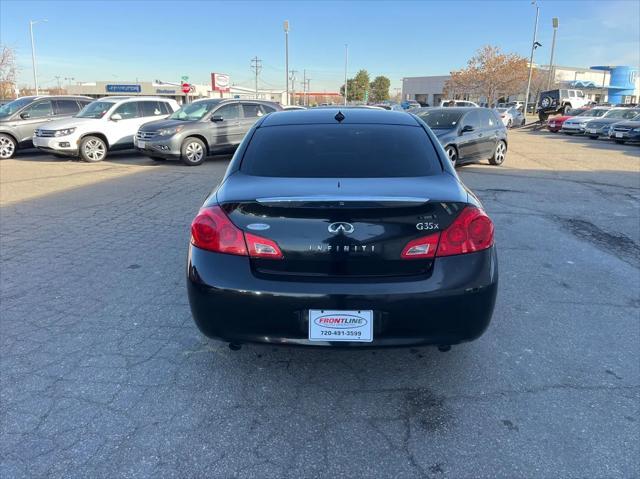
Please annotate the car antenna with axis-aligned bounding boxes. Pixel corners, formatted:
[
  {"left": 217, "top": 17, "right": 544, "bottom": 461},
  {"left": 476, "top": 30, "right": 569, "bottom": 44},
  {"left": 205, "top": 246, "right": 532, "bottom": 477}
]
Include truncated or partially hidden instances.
[{"left": 334, "top": 111, "right": 345, "bottom": 123}]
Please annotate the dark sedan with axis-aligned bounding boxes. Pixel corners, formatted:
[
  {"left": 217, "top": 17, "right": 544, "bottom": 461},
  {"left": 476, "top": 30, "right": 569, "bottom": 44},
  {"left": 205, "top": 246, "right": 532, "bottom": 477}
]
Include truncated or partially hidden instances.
[
  {"left": 414, "top": 107, "right": 508, "bottom": 167},
  {"left": 609, "top": 114, "right": 640, "bottom": 144},
  {"left": 187, "top": 108, "right": 498, "bottom": 350}
]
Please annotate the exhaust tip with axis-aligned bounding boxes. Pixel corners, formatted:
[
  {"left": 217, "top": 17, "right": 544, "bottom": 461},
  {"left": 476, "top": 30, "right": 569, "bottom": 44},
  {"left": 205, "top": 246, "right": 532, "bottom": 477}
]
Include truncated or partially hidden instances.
[
  {"left": 228, "top": 343, "right": 242, "bottom": 351},
  {"left": 437, "top": 345, "right": 451, "bottom": 352}
]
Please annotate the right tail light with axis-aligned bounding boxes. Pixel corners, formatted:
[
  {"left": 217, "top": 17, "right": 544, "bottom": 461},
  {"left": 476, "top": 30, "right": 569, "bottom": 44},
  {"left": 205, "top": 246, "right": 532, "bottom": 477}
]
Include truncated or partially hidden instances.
[
  {"left": 401, "top": 206, "right": 494, "bottom": 259},
  {"left": 436, "top": 206, "right": 494, "bottom": 256}
]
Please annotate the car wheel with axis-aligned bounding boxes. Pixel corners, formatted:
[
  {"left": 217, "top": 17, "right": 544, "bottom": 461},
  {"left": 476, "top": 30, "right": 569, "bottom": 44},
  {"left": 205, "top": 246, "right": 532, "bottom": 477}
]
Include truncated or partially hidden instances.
[
  {"left": 562, "top": 104, "right": 571, "bottom": 115},
  {"left": 79, "top": 136, "right": 108, "bottom": 162},
  {"left": 507, "top": 119, "right": 513, "bottom": 129},
  {"left": 444, "top": 145, "right": 458, "bottom": 167},
  {"left": 0, "top": 133, "right": 17, "bottom": 159},
  {"left": 489, "top": 140, "right": 507, "bottom": 166},
  {"left": 181, "top": 138, "right": 206, "bottom": 166}
]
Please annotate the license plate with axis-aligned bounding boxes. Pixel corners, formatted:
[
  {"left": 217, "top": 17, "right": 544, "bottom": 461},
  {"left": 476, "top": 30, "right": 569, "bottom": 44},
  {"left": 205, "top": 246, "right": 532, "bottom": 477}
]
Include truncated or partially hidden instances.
[
  {"left": 615, "top": 132, "right": 623, "bottom": 138},
  {"left": 308, "top": 309, "right": 373, "bottom": 342},
  {"left": 137, "top": 140, "right": 146, "bottom": 149},
  {"left": 588, "top": 129, "right": 597, "bottom": 134}
]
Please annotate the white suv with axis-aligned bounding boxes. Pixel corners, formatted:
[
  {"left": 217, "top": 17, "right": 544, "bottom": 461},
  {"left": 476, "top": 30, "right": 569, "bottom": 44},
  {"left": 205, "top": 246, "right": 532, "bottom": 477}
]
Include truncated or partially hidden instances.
[{"left": 33, "top": 96, "right": 179, "bottom": 162}]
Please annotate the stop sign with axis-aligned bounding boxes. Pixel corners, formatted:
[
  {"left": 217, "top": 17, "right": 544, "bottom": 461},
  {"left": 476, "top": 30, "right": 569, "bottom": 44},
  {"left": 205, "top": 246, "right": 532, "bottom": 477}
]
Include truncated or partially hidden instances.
[{"left": 181, "top": 83, "right": 191, "bottom": 94}]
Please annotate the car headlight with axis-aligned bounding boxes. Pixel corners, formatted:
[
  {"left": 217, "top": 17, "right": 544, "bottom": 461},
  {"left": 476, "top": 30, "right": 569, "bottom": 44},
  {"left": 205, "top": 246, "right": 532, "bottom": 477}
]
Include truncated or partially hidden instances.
[
  {"left": 157, "top": 125, "right": 184, "bottom": 136},
  {"left": 54, "top": 127, "right": 76, "bottom": 137},
  {"left": 632, "top": 128, "right": 640, "bottom": 133}
]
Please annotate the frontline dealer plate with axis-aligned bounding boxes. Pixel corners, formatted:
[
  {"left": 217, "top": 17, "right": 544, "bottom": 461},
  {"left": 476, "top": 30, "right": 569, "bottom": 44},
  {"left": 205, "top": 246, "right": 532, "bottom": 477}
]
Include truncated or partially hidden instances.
[{"left": 309, "top": 310, "right": 373, "bottom": 342}]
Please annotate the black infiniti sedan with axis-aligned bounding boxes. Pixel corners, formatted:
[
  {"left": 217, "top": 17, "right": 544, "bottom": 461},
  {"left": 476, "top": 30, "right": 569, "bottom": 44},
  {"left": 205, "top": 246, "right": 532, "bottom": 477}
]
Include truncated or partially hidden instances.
[
  {"left": 414, "top": 107, "right": 508, "bottom": 167},
  {"left": 187, "top": 108, "right": 498, "bottom": 350}
]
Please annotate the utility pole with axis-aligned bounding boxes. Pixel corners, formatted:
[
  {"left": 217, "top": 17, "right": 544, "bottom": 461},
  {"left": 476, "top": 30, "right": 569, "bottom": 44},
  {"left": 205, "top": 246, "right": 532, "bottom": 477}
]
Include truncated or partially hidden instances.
[
  {"left": 305, "top": 78, "right": 311, "bottom": 106},
  {"left": 547, "top": 17, "right": 559, "bottom": 89},
  {"left": 302, "top": 69, "right": 306, "bottom": 106},
  {"left": 289, "top": 69, "right": 297, "bottom": 105},
  {"left": 284, "top": 20, "right": 289, "bottom": 105},
  {"left": 54, "top": 76, "right": 62, "bottom": 91},
  {"left": 29, "top": 19, "right": 47, "bottom": 95},
  {"left": 523, "top": 1, "right": 540, "bottom": 119},
  {"left": 344, "top": 44, "right": 348, "bottom": 106},
  {"left": 251, "top": 56, "right": 262, "bottom": 99}
]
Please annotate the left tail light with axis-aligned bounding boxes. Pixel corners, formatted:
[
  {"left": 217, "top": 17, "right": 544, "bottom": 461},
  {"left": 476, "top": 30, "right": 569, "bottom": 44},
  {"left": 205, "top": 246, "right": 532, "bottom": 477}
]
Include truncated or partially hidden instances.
[{"left": 191, "top": 206, "right": 282, "bottom": 259}]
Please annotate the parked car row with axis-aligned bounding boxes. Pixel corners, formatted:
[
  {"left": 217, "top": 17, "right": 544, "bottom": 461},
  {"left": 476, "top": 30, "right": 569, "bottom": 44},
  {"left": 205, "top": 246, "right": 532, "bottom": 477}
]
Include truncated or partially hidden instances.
[
  {"left": 1, "top": 95, "right": 509, "bottom": 168},
  {"left": 546, "top": 105, "right": 640, "bottom": 144}
]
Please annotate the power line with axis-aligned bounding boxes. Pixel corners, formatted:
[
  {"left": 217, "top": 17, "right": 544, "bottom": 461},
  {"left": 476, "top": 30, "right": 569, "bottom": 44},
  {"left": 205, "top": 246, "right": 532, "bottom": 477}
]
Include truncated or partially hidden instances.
[{"left": 250, "top": 56, "right": 262, "bottom": 98}]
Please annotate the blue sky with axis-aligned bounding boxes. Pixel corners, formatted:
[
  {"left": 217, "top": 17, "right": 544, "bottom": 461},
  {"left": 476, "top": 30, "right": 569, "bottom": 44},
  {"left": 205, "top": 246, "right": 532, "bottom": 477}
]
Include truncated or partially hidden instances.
[{"left": 1, "top": 0, "right": 638, "bottom": 92}]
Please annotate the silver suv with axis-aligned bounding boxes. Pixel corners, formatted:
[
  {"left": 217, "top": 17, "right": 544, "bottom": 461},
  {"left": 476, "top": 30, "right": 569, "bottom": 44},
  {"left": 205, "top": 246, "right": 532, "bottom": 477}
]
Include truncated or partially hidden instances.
[
  {"left": 135, "top": 99, "right": 282, "bottom": 166},
  {"left": 0, "top": 96, "right": 92, "bottom": 158}
]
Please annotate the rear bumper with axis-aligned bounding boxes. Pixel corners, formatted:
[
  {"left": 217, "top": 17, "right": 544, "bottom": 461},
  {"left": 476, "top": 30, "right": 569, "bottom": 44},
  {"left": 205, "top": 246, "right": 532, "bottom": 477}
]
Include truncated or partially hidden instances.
[{"left": 187, "top": 246, "right": 499, "bottom": 347}]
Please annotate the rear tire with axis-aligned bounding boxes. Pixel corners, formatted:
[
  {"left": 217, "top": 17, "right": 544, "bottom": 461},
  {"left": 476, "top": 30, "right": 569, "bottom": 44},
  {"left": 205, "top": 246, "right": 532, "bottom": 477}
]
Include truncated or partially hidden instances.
[
  {"left": 444, "top": 145, "right": 458, "bottom": 167},
  {"left": 181, "top": 138, "right": 206, "bottom": 166},
  {"left": 506, "top": 119, "right": 513, "bottom": 129},
  {"left": 489, "top": 140, "right": 506, "bottom": 166},
  {"left": 0, "top": 133, "right": 17, "bottom": 159},
  {"left": 562, "top": 104, "right": 571, "bottom": 115},
  {"left": 79, "top": 136, "right": 108, "bottom": 162}
]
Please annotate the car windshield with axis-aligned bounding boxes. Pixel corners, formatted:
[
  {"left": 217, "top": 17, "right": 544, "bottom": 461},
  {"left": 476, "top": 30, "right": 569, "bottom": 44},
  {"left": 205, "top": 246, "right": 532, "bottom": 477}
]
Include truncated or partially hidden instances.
[
  {"left": 76, "top": 101, "right": 115, "bottom": 119},
  {"left": 604, "top": 109, "right": 640, "bottom": 119},
  {"left": 578, "top": 109, "right": 608, "bottom": 117},
  {"left": 170, "top": 101, "right": 220, "bottom": 121},
  {"left": 0, "top": 97, "right": 34, "bottom": 119},
  {"left": 240, "top": 124, "right": 441, "bottom": 178},
  {"left": 416, "top": 109, "right": 463, "bottom": 128}
]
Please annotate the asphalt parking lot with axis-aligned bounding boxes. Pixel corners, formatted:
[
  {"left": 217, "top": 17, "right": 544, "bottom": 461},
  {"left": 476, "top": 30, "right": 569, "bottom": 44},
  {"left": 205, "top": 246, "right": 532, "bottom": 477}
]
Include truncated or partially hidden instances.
[{"left": 1, "top": 130, "right": 638, "bottom": 478}]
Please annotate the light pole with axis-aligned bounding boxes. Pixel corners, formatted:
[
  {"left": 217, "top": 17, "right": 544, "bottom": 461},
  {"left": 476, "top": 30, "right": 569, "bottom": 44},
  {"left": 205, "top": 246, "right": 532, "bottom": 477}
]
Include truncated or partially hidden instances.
[
  {"left": 344, "top": 44, "right": 348, "bottom": 106},
  {"left": 284, "top": 20, "right": 289, "bottom": 106},
  {"left": 547, "top": 17, "right": 559, "bottom": 89},
  {"left": 523, "top": 1, "right": 539, "bottom": 119},
  {"left": 29, "top": 19, "right": 48, "bottom": 95}
]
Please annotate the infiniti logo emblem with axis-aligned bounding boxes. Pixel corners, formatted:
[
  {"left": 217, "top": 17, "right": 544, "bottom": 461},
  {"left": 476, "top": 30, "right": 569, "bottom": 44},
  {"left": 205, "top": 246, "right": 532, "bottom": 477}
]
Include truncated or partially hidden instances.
[{"left": 328, "top": 222, "right": 355, "bottom": 234}]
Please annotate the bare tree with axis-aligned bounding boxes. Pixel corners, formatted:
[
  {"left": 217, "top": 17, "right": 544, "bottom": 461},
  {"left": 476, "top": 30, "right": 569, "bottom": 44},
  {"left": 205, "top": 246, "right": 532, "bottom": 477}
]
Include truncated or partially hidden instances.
[
  {"left": 444, "top": 45, "right": 529, "bottom": 105},
  {"left": 0, "top": 45, "right": 18, "bottom": 99}
]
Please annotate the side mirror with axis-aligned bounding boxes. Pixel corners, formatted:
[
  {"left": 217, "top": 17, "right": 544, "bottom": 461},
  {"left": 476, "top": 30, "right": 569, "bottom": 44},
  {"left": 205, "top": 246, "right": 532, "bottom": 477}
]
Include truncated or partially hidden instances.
[
  {"left": 461, "top": 125, "right": 474, "bottom": 134},
  {"left": 20, "top": 112, "right": 30, "bottom": 119},
  {"left": 110, "top": 113, "right": 122, "bottom": 121},
  {"left": 211, "top": 115, "right": 223, "bottom": 122}
]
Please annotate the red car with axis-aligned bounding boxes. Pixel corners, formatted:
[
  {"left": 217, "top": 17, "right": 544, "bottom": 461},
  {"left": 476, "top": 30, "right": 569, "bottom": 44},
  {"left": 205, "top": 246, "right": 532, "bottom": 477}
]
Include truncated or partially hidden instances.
[{"left": 546, "top": 108, "right": 591, "bottom": 132}]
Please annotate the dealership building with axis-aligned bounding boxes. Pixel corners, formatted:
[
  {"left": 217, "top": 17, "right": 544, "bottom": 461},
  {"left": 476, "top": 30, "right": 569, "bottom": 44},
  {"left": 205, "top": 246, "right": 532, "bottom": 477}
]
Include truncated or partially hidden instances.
[
  {"left": 402, "top": 65, "right": 639, "bottom": 106},
  {"left": 66, "top": 80, "right": 287, "bottom": 104}
]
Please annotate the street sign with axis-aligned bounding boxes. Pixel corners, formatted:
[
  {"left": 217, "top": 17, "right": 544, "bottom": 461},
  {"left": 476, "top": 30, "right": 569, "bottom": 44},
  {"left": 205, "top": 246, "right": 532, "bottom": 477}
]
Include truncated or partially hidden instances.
[
  {"left": 181, "top": 75, "right": 189, "bottom": 82},
  {"left": 181, "top": 83, "right": 191, "bottom": 94}
]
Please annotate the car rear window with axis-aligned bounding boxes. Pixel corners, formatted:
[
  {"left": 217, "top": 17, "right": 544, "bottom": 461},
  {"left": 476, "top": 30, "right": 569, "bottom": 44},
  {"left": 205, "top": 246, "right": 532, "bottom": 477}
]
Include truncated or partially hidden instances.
[{"left": 240, "top": 124, "right": 441, "bottom": 178}]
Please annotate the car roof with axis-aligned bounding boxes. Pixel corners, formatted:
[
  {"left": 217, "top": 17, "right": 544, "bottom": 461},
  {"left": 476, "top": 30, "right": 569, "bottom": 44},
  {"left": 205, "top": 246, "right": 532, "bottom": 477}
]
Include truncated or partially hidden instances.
[
  {"left": 260, "top": 108, "right": 419, "bottom": 126},
  {"left": 420, "top": 107, "right": 478, "bottom": 113}
]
